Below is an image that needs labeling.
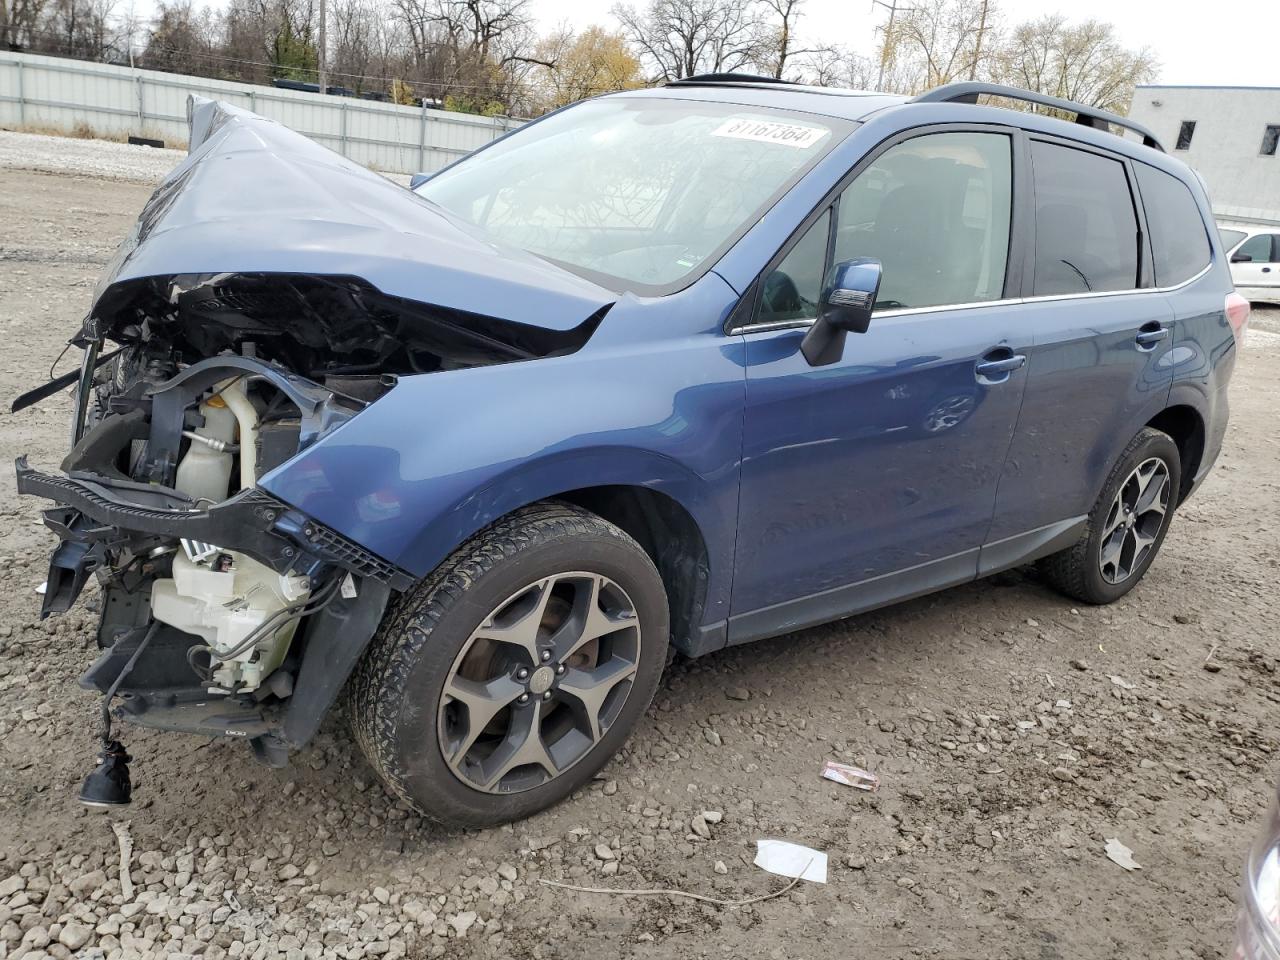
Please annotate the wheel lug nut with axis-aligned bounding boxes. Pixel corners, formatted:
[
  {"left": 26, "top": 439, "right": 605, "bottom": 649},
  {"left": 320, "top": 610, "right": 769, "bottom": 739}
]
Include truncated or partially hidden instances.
[
  {"left": 542, "top": 691, "right": 552, "bottom": 701},
  {"left": 556, "top": 664, "right": 565, "bottom": 675},
  {"left": 540, "top": 650, "right": 552, "bottom": 662},
  {"left": 517, "top": 668, "right": 529, "bottom": 680},
  {"left": 518, "top": 693, "right": 529, "bottom": 704}
]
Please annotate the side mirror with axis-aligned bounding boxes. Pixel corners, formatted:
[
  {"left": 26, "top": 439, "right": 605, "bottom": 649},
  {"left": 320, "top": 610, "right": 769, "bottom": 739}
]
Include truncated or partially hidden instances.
[
  {"left": 801, "top": 258, "right": 882, "bottom": 367},
  {"left": 409, "top": 171, "right": 434, "bottom": 189},
  {"left": 1231, "top": 252, "right": 1253, "bottom": 263}
]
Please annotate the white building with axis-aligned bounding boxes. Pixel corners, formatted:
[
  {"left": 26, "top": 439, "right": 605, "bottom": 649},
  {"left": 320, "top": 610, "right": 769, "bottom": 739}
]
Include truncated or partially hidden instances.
[{"left": 1127, "top": 85, "right": 1280, "bottom": 226}]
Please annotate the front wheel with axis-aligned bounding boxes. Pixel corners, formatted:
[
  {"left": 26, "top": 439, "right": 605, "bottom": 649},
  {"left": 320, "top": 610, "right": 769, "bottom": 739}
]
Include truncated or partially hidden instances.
[
  {"left": 348, "top": 502, "right": 669, "bottom": 827},
  {"left": 1038, "top": 427, "right": 1181, "bottom": 605}
]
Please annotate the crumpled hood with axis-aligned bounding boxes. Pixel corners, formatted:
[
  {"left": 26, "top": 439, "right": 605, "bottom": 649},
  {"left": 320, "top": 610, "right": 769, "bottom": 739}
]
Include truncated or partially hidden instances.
[{"left": 92, "top": 97, "right": 615, "bottom": 332}]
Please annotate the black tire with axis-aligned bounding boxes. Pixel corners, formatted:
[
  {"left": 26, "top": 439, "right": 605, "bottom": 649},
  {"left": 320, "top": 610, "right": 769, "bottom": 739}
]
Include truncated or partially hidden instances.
[
  {"left": 1038, "top": 427, "right": 1181, "bottom": 605},
  {"left": 348, "top": 502, "right": 669, "bottom": 827}
]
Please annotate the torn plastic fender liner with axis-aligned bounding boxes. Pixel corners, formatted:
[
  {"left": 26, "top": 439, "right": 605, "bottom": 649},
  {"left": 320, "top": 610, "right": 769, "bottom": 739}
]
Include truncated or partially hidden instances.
[{"left": 10, "top": 346, "right": 123, "bottom": 415}]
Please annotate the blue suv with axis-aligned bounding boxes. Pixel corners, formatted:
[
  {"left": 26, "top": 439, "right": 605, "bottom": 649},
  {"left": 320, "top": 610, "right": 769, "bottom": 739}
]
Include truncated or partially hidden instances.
[{"left": 15, "top": 78, "right": 1249, "bottom": 824}]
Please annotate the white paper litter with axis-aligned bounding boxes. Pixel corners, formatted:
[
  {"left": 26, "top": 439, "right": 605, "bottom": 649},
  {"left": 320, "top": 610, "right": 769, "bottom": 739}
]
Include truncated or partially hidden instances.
[
  {"left": 1104, "top": 837, "right": 1142, "bottom": 871},
  {"left": 821, "top": 760, "right": 880, "bottom": 791},
  {"left": 35, "top": 581, "right": 47, "bottom": 595},
  {"left": 753, "top": 839, "right": 827, "bottom": 884}
]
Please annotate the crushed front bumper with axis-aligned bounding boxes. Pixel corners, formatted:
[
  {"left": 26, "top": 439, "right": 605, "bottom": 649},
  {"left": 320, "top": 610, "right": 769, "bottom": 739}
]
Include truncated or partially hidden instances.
[
  {"left": 16, "top": 456, "right": 413, "bottom": 617},
  {"left": 15, "top": 458, "right": 408, "bottom": 753}
]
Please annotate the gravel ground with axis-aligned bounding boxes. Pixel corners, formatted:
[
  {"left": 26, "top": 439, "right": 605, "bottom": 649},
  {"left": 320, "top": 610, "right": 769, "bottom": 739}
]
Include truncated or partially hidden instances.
[
  {"left": 2, "top": 156, "right": 1280, "bottom": 960},
  {"left": 0, "top": 131, "right": 187, "bottom": 185}
]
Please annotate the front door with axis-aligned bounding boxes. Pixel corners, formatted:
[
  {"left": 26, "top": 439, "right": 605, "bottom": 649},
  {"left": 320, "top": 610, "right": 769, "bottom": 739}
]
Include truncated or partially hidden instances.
[{"left": 729, "top": 128, "right": 1029, "bottom": 644}]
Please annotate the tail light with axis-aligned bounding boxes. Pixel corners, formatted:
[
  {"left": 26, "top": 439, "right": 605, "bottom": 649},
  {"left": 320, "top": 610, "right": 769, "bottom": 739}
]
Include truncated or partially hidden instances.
[{"left": 1227, "top": 293, "right": 1252, "bottom": 346}]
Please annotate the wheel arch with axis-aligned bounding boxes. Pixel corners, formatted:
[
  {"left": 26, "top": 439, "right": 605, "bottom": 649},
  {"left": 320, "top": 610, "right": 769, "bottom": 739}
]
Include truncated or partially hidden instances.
[
  {"left": 1146, "top": 404, "right": 1205, "bottom": 505},
  {"left": 376, "top": 445, "right": 737, "bottom": 653},
  {"left": 554, "top": 485, "right": 713, "bottom": 657}
]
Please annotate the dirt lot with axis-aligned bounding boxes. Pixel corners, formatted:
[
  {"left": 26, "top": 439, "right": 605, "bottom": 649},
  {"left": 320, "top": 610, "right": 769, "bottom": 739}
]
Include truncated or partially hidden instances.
[{"left": 2, "top": 154, "right": 1280, "bottom": 960}]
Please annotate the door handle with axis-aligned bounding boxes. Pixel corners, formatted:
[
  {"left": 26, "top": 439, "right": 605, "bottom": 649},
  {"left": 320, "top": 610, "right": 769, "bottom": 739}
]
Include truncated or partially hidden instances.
[
  {"left": 1135, "top": 325, "right": 1169, "bottom": 346},
  {"left": 975, "top": 354, "right": 1027, "bottom": 377},
  {"left": 1263, "top": 267, "right": 1272, "bottom": 273}
]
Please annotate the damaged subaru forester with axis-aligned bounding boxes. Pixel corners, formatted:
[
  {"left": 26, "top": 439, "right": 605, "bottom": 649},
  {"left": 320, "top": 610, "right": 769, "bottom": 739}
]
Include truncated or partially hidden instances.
[{"left": 15, "top": 77, "right": 1247, "bottom": 826}]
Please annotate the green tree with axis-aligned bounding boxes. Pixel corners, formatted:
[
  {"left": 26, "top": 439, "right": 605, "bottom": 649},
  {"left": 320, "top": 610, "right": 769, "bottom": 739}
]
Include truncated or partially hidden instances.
[{"left": 273, "top": 21, "right": 317, "bottom": 80}]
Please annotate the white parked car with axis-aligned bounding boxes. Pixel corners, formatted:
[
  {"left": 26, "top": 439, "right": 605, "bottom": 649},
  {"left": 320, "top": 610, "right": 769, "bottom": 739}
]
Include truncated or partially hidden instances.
[{"left": 1220, "top": 224, "right": 1280, "bottom": 305}]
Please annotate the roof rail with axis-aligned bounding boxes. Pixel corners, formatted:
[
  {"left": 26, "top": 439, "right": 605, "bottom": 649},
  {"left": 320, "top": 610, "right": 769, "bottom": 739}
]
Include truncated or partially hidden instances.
[
  {"left": 912, "top": 81, "right": 1164, "bottom": 151},
  {"left": 667, "top": 73, "right": 792, "bottom": 86}
]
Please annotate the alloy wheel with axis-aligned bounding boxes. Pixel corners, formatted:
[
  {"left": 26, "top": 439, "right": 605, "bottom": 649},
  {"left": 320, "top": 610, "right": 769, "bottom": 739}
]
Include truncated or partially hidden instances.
[
  {"left": 1098, "top": 457, "right": 1171, "bottom": 585},
  {"left": 437, "top": 572, "right": 642, "bottom": 794}
]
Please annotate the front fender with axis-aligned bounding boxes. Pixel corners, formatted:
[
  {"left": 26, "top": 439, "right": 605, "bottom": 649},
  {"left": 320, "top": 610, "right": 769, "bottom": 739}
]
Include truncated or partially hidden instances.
[{"left": 261, "top": 302, "right": 747, "bottom": 626}]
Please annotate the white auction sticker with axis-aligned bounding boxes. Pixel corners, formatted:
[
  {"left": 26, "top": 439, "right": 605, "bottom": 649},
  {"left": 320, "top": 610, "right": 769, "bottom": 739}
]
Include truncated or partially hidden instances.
[{"left": 712, "top": 117, "right": 829, "bottom": 149}]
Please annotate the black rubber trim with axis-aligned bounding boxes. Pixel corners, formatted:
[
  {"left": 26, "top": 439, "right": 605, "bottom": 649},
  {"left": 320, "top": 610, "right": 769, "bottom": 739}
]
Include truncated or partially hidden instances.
[
  {"left": 913, "top": 81, "right": 1165, "bottom": 151},
  {"left": 15, "top": 457, "right": 415, "bottom": 589},
  {"left": 726, "top": 549, "right": 979, "bottom": 646}
]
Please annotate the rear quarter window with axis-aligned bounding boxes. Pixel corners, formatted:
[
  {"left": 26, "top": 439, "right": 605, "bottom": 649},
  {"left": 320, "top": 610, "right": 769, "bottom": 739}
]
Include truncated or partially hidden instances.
[{"left": 1135, "top": 164, "right": 1212, "bottom": 286}]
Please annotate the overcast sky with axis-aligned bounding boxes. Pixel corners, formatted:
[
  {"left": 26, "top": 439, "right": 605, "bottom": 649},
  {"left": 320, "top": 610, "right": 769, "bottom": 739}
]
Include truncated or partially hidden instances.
[{"left": 529, "top": 0, "right": 1279, "bottom": 88}]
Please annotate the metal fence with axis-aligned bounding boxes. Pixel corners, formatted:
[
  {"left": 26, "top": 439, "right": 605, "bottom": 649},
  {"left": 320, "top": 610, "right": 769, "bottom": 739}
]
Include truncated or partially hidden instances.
[{"left": 0, "top": 50, "right": 521, "bottom": 174}]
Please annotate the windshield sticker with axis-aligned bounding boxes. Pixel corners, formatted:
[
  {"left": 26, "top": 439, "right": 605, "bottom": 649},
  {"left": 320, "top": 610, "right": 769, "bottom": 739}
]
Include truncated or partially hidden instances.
[{"left": 711, "top": 118, "right": 829, "bottom": 149}]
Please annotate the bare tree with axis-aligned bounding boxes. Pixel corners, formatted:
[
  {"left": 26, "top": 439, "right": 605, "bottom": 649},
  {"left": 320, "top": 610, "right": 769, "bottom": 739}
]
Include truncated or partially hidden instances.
[
  {"left": 388, "top": 0, "right": 534, "bottom": 109},
  {"left": 756, "top": 0, "right": 816, "bottom": 80},
  {"left": 999, "top": 14, "right": 1157, "bottom": 113},
  {"left": 893, "top": 0, "right": 999, "bottom": 91},
  {"left": 1, "top": 0, "right": 48, "bottom": 49},
  {"left": 611, "top": 0, "right": 767, "bottom": 81},
  {"left": 141, "top": 0, "right": 216, "bottom": 73},
  {"left": 798, "top": 45, "right": 878, "bottom": 89}
]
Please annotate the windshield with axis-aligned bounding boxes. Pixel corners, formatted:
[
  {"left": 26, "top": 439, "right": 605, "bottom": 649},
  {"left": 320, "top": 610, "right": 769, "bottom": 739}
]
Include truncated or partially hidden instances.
[
  {"left": 1218, "top": 228, "right": 1247, "bottom": 253},
  {"left": 416, "top": 97, "right": 851, "bottom": 291}
]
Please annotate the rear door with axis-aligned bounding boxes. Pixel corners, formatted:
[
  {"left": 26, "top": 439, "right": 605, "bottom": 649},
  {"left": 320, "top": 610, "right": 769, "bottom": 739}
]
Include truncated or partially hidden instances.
[
  {"left": 1229, "top": 233, "right": 1280, "bottom": 300},
  {"left": 987, "top": 136, "right": 1175, "bottom": 552}
]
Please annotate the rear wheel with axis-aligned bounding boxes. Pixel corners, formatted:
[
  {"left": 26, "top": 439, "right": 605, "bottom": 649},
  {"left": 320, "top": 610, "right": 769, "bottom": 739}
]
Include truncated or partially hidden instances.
[
  {"left": 1039, "top": 427, "right": 1181, "bottom": 605},
  {"left": 349, "top": 502, "right": 668, "bottom": 827}
]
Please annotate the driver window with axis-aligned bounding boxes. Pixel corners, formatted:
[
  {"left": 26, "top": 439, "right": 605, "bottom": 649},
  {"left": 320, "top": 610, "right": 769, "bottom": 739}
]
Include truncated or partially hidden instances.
[
  {"left": 757, "top": 208, "right": 831, "bottom": 324},
  {"left": 833, "top": 132, "right": 1012, "bottom": 310}
]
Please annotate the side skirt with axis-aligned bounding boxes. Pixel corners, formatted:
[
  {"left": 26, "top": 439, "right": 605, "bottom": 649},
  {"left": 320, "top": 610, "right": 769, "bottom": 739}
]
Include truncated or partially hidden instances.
[
  {"left": 717, "top": 515, "right": 1088, "bottom": 652},
  {"left": 976, "top": 516, "right": 1086, "bottom": 577},
  {"left": 725, "top": 550, "right": 979, "bottom": 648}
]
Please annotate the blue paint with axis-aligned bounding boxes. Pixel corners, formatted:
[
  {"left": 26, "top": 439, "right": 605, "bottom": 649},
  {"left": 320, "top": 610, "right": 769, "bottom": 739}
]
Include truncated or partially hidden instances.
[{"left": 187, "top": 85, "right": 1234, "bottom": 649}]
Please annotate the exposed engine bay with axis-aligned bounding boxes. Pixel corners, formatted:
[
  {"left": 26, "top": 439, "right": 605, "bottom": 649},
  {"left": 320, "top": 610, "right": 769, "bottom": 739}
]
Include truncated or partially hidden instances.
[
  {"left": 11, "top": 95, "right": 611, "bottom": 804},
  {"left": 13, "top": 268, "right": 599, "bottom": 791}
]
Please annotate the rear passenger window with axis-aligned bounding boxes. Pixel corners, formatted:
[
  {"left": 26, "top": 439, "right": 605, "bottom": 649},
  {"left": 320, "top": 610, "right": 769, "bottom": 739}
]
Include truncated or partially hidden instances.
[
  {"left": 1135, "top": 164, "right": 1210, "bottom": 286},
  {"left": 1030, "top": 141, "right": 1139, "bottom": 296}
]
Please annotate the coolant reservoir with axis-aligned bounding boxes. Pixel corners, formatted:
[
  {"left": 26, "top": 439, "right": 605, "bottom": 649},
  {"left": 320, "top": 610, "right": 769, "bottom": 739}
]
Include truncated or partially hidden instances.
[
  {"left": 151, "top": 551, "right": 311, "bottom": 691},
  {"left": 174, "top": 398, "right": 237, "bottom": 504}
]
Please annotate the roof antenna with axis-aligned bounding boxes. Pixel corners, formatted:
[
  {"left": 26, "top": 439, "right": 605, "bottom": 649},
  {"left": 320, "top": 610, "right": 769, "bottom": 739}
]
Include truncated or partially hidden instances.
[{"left": 79, "top": 622, "right": 158, "bottom": 808}]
